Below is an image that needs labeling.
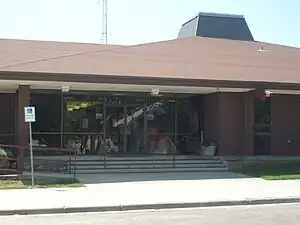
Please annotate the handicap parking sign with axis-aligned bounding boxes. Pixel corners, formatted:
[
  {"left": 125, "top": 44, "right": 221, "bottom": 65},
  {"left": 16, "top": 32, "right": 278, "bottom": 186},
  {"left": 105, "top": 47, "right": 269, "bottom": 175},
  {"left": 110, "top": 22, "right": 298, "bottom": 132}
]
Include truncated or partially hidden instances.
[{"left": 24, "top": 107, "right": 36, "bottom": 122}]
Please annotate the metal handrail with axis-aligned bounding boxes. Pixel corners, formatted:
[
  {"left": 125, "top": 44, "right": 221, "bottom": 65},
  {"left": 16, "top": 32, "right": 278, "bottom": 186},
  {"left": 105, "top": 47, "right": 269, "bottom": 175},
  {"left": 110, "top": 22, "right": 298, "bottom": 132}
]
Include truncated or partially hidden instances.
[
  {"left": 0, "top": 143, "right": 76, "bottom": 175},
  {"left": 0, "top": 144, "right": 75, "bottom": 153},
  {"left": 103, "top": 155, "right": 107, "bottom": 169},
  {"left": 73, "top": 147, "right": 77, "bottom": 178},
  {"left": 68, "top": 156, "right": 71, "bottom": 174}
]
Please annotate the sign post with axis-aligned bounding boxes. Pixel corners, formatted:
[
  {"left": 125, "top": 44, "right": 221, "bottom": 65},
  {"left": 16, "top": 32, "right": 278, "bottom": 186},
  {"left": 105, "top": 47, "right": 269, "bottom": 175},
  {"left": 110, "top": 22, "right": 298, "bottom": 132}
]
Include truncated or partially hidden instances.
[{"left": 24, "top": 106, "right": 36, "bottom": 187}]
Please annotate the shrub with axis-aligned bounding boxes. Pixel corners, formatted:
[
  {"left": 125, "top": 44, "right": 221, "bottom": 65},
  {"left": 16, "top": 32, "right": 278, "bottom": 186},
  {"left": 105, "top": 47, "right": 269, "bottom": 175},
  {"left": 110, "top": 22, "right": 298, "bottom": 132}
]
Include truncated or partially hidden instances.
[{"left": 0, "top": 148, "right": 8, "bottom": 157}]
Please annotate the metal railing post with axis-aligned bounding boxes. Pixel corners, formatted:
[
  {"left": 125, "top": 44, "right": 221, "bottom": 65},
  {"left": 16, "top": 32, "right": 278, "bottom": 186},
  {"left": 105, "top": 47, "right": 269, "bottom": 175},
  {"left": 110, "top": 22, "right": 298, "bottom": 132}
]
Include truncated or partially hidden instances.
[
  {"left": 73, "top": 149, "right": 77, "bottom": 178},
  {"left": 173, "top": 154, "right": 175, "bottom": 168},
  {"left": 68, "top": 156, "right": 71, "bottom": 174}
]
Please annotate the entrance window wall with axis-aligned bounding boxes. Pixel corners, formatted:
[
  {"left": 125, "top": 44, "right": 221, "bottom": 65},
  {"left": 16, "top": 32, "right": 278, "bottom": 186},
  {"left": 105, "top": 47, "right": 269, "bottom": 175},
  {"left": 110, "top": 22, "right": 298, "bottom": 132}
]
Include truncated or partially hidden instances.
[
  {"left": 63, "top": 94, "right": 104, "bottom": 155},
  {"left": 31, "top": 92, "right": 62, "bottom": 153},
  {"left": 105, "top": 93, "right": 145, "bottom": 154},
  {"left": 30, "top": 90, "right": 202, "bottom": 155}
]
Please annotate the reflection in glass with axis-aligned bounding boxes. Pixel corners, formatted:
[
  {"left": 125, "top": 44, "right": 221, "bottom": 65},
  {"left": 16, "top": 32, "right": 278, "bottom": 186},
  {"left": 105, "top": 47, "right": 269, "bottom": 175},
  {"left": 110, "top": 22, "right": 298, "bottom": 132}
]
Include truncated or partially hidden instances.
[
  {"left": 254, "top": 98, "right": 271, "bottom": 133},
  {"left": 254, "top": 98, "right": 271, "bottom": 124},
  {"left": 31, "top": 134, "right": 61, "bottom": 156},
  {"left": 63, "top": 95, "right": 103, "bottom": 133},
  {"left": 126, "top": 105, "right": 146, "bottom": 153},
  {"left": 105, "top": 105, "right": 125, "bottom": 153},
  {"left": 64, "top": 134, "right": 105, "bottom": 155},
  {"left": 105, "top": 93, "right": 145, "bottom": 154},
  {"left": 177, "top": 96, "right": 201, "bottom": 154},
  {"left": 253, "top": 97, "right": 271, "bottom": 155},
  {"left": 30, "top": 93, "right": 62, "bottom": 155},
  {"left": 63, "top": 94, "right": 105, "bottom": 154},
  {"left": 29, "top": 91, "right": 203, "bottom": 156}
]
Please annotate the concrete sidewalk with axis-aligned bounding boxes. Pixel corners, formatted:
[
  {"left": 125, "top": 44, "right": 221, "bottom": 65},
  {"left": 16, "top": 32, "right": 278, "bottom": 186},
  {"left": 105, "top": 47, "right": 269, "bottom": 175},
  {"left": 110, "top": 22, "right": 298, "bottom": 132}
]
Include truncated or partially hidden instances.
[{"left": 1, "top": 172, "right": 300, "bottom": 215}]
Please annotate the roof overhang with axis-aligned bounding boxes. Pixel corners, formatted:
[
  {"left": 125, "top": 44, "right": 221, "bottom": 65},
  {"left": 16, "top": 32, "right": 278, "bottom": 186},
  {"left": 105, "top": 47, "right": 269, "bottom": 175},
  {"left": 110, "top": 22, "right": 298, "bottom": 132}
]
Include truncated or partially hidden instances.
[
  {"left": 1, "top": 71, "right": 300, "bottom": 92},
  {"left": 0, "top": 79, "right": 253, "bottom": 94},
  {"left": 2, "top": 80, "right": 300, "bottom": 95}
]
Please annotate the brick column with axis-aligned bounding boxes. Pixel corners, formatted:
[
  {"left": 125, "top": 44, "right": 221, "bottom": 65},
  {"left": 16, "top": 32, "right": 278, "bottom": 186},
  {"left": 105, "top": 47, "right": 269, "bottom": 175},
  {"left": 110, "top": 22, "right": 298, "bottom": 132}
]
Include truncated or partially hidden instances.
[
  {"left": 218, "top": 92, "right": 250, "bottom": 155},
  {"left": 16, "top": 85, "right": 30, "bottom": 171},
  {"left": 203, "top": 92, "right": 254, "bottom": 156}
]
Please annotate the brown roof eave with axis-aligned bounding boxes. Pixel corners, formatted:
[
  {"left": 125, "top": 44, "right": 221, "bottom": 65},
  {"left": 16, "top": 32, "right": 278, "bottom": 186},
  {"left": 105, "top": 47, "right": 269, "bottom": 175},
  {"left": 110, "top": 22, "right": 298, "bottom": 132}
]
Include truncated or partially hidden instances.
[{"left": 0, "top": 71, "right": 300, "bottom": 91}]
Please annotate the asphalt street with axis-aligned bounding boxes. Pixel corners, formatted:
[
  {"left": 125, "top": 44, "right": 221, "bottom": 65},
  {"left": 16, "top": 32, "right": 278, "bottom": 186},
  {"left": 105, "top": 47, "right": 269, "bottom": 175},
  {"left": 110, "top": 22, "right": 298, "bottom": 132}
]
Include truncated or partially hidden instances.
[{"left": 1, "top": 203, "right": 300, "bottom": 225}]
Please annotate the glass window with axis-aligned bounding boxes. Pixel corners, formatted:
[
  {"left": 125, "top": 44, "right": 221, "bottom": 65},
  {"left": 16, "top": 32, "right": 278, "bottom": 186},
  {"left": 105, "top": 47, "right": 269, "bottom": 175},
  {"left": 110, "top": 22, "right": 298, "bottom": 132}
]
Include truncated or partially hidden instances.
[
  {"left": 31, "top": 93, "right": 62, "bottom": 133},
  {"left": 62, "top": 93, "right": 104, "bottom": 154},
  {"left": 105, "top": 93, "right": 146, "bottom": 154},
  {"left": 30, "top": 93, "right": 62, "bottom": 153},
  {"left": 177, "top": 95, "right": 201, "bottom": 154},
  {"left": 63, "top": 94, "right": 104, "bottom": 133},
  {"left": 254, "top": 98, "right": 271, "bottom": 133},
  {"left": 31, "top": 134, "right": 61, "bottom": 156},
  {"left": 254, "top": 98, "right": 271, "bottom": 124},
  {"left": 146, "top": 94, "right": 176, "bottom": 154},
  {"left": 28, "top": 91, "right": 203, "bottom": 156},
  {"left": 0, "top": 93, "right": 15, "bottom": 145}
]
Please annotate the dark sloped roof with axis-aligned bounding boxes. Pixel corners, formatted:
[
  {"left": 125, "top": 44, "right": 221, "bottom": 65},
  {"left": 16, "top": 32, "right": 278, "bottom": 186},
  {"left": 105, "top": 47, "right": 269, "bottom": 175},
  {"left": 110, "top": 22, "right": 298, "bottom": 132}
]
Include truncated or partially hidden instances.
[
  {"left": 178, "top": 12, "right": 254, "bottom": 41},
  {"left": 0, "top": 37, "right": 300, "bottom": 87}
]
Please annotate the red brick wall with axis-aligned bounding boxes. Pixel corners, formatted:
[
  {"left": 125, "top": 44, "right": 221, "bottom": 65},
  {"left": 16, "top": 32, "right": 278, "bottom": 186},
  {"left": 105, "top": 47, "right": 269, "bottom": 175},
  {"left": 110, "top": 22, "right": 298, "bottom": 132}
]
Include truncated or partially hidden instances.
[
  {"left": 15, "top": 85, "right": 30, "bottom": 171},
  {"left": 202, "top": 92, "right": 253, "bottom": 156},
  {"left": 271, "top": 94, "right": 300, "bottom": 156},
  {"left": 15, "top": 85, "right": 30, "bottom": 148},
  {"left": 218, "top": 92, "right": 246, "bottom": 155}
]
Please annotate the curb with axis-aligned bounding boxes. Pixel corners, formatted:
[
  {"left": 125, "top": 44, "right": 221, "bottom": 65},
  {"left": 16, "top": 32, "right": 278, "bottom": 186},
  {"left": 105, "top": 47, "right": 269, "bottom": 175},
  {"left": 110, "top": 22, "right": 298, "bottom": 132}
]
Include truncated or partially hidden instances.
[{"left": 1, "top": 198, "right": 300, "bottom": 216}]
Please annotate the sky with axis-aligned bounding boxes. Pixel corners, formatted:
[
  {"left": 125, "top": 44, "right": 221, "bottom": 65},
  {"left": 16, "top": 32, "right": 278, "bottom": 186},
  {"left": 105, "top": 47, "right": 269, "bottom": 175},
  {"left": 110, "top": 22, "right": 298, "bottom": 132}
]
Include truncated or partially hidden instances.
[{"left": 0, "top": 0, "right": 299, "bottom": 47}]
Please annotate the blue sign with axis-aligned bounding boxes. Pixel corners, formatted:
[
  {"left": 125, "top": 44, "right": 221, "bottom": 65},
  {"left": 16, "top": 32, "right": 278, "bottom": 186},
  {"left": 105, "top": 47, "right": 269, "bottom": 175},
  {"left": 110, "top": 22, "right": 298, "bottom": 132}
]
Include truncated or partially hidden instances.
[{"left": 26, "top": 108, "right": 33, "bottom": 114}]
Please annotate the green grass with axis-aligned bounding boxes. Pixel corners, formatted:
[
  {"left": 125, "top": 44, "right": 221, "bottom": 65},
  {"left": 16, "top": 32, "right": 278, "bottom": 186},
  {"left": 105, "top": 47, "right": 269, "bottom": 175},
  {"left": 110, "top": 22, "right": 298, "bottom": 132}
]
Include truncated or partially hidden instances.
[
  {"left": 0, "top": 176, "right": 84, "bottom": 189},
  {"left": 233, "top": 162, "right": 300, "bottom": 180}
]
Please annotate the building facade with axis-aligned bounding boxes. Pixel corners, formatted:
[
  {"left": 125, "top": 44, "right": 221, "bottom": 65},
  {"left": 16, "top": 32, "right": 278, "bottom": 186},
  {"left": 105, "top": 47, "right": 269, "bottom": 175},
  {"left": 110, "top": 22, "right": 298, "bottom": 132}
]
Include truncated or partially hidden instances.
[
  {"left": 0, "top": 84, "right": 298, "bottom": 158},
  {"left": 1, "top": 12, "right": 300, "bottom": 171}
]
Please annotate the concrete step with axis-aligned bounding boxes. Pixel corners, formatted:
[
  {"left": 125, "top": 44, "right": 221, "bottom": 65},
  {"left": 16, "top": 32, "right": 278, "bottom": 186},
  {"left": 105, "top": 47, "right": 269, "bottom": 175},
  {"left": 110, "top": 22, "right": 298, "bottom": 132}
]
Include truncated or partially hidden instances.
[
  {"left": 69, "top": 167, "right": 229, "bottom": 174},
  {"left": 66, "top": 155, "right": 227, "bottom": 174},
  {"left": 70, "top": 159, "right": 223, "bottom": 167},
  {"left": 70, "top": 156, "right": 220, "bottom": 162},
  {"left": 72, "top": 163, "right": 227, "bottom": 170}
]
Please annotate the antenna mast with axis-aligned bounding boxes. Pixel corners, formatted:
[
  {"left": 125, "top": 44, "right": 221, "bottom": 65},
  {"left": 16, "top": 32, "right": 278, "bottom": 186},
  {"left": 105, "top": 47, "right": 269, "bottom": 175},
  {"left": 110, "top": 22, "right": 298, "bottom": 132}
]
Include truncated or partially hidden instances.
[{"left": 102, "top": 0, "right": 108, "bottom": 44}]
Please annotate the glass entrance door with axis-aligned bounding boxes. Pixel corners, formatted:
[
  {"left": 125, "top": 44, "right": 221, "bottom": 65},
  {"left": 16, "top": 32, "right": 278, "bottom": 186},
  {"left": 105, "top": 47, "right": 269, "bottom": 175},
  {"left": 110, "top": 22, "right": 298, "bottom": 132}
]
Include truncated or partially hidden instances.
[
  {"left": 104, "top": 94, "right": 145, "bottom": 154},
  {"left": 125, "top": 105, "right": 146, "bottom": 153},
  {"left": 145, "top": 95, "right": 176, "bottom": 154},
  {"left": 104, "top": 105, "right": 126, "bottom": 154}
]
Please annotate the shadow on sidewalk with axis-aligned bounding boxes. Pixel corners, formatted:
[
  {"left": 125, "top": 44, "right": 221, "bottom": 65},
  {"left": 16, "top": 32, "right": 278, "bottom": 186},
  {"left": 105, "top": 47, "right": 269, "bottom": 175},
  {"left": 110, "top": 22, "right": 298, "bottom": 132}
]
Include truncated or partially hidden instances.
[{"left": 76, "top": 171, "right": 250, "bottom": 184}]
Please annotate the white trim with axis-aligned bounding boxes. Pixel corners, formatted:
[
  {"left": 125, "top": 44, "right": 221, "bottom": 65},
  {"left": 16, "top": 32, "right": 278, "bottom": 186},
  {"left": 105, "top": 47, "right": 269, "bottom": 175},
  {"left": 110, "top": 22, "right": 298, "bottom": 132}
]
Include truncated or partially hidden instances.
[
  {"left": 1, "top": 80, "right": 300, "bottom": 95},
  {"left": 269, "top": 90, "right": 300, "bottom": 95},
  {"left": 0, "top": 80, "right": 253, "bottom": 94},
  {"left": 0, "top": 90, "right": 16, "bottom": 93}
]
